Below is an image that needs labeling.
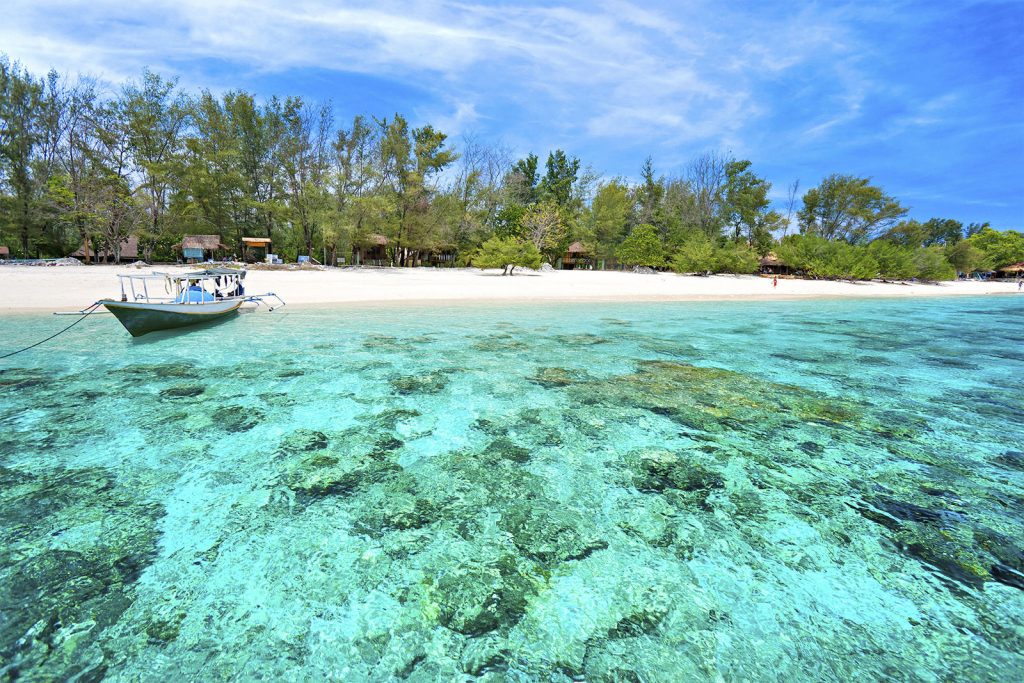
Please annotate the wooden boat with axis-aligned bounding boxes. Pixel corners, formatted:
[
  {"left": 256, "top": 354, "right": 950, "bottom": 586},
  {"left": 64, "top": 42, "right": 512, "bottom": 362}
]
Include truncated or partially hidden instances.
[{"left": 98, "top": 268, "right": 284, "bottom": 337}]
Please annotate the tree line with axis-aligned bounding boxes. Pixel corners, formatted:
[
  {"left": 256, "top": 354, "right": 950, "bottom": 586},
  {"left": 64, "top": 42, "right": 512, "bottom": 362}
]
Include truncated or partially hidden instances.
[{"left": 1, "top": 56, "right": 1021, "bottom": 279}]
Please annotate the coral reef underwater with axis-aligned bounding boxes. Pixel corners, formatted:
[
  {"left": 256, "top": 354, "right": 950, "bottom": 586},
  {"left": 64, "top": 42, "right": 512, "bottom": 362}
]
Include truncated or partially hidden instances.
[{"left": 1, "top": 297, "right": 1022, "bottom": 680}]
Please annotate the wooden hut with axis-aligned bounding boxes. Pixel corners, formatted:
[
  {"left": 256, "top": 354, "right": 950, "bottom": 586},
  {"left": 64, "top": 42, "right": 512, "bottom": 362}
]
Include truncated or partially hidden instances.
[
  {"left": 994, "top": 262, "right": 1024, "bottom": 279},
  {"left": 71, "top": 236, "right": 140, "bottom": 263},
  {"left": 0, "top": 246, "right": 9, "bottom": 260},
  {"left": 352, "top": 234, "right": 389, "bottom": 266},
  {"left": 563, "top": 241, "right": 593, "bottom": 270},
  {"left": 180, "top": 235, "right": 227, "bottom": 262},
  {"left": 241, "top": 237, "right": 273, "bottom": 262},
  {"left": 759, "top": 252, "right": 790, "bottom": 275}
]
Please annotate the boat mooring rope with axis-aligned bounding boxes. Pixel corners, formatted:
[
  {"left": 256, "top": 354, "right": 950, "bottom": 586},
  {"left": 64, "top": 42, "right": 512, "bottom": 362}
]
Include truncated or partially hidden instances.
[{"left": 0, "top": 302, "right": 103, "bottom": 360}]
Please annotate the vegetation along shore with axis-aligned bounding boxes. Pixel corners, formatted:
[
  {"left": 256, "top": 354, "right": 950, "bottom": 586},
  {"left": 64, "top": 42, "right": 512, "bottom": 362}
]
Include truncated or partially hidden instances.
[{"left": 1, "top": 57, "right": 1022, "bottom": 283}]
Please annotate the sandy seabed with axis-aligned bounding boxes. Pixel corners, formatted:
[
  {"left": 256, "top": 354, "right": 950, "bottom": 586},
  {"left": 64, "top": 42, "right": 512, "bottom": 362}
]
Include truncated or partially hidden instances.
[{"left": 0, "top": 264, "right": 1018, "bottom": 313}]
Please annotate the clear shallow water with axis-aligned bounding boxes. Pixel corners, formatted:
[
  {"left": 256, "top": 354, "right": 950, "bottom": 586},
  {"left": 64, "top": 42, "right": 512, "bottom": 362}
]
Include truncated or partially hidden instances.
[{"left": 1, "top": 296, "right": 1022, "bottom": 681}]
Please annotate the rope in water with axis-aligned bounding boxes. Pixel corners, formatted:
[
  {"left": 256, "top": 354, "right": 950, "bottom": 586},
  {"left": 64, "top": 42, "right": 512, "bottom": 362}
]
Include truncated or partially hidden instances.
[{"left": 0, "top": 302, "right": 103, "bottom": 360}]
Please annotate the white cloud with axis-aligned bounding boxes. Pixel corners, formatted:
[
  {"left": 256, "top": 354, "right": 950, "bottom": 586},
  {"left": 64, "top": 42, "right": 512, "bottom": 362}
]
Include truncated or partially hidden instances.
[{"left": 1, "top": 0, "right": 852, "bottom": 152}]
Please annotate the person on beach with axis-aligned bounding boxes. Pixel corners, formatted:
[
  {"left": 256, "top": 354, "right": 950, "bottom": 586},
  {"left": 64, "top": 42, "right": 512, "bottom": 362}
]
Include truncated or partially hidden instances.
[{"left": 773, "top": 276, "right": 778, "bottom": 288}]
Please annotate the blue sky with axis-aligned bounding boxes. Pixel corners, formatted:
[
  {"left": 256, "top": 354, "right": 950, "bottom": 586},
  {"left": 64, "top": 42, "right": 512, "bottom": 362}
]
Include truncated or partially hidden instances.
[{"left": 4, "top": 0, "right": 1023, "bottom": 228}]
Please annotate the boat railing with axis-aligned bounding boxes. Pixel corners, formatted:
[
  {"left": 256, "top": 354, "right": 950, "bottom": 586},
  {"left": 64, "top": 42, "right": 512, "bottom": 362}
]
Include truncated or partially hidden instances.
[
  {"left": 113, "top": 270, "right": 283, "bottom": 309},
  {"left": 117, "top": 270, "right": 247, "bottom": 305}
]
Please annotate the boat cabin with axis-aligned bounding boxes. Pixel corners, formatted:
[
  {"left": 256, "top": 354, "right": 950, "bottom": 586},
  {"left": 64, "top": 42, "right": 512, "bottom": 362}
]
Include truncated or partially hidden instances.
[{"left": 115, "top": 268, "right": 247, "bottom": 305}]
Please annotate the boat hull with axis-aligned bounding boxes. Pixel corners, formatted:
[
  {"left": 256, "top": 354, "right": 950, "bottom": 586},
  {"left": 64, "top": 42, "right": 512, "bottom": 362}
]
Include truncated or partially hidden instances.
[{"left": 100, "top": 299, "right": 243, "bottom": 337}]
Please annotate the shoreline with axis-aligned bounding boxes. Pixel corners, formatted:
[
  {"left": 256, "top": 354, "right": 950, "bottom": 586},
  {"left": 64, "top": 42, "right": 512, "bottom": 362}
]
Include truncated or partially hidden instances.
[{"left": 0, "top": 265, "right": 1018, "bottom": 314}]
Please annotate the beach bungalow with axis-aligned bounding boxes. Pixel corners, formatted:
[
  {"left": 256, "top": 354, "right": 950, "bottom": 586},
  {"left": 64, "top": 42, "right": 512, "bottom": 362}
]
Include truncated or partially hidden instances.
[
  {"left": 71, "top": 236, "right": 141, "bottom": 264},
  {"left": 0, "top": 246, "right": 9, "bottom": 261},
  {"left": 993, "top": 262, "right": 1024, "bottom": 280},
  {"left": 242, "top": 237, "right": 273, "bottom": 263},
  {"left": 352, "top": 234, "right": 389, "bottom": 266},
  {"left": 562, "top": 241, "right": 594, "bottom": 270},
  {"left": 179, "top": 235, "right": 227, "bottom": 263},
  {"left": 759, "top": 253, "right": 791, "bottom": 276}
]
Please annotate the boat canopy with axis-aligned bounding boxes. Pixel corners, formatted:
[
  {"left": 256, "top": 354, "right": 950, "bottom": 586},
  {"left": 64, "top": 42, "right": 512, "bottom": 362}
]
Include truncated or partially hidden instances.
[{"left": 115, "top": 269, "right": 246, "bottom": 304}]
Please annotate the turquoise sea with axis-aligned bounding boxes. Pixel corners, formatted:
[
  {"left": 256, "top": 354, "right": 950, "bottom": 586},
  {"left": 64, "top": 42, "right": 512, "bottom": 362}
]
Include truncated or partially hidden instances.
[{"left": 1, "top": 296, "right": 1022, "bottom": 681}]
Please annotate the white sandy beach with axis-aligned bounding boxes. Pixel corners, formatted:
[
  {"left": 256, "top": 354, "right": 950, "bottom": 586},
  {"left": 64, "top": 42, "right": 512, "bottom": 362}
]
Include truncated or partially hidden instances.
[{"left": 0, "top": 265, "right": 1018, "bottom": 313}]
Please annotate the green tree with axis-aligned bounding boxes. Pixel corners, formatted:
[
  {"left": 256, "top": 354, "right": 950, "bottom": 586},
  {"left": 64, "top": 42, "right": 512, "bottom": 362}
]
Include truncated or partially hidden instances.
[
  {"left": 121, "top": 69, "right": 190, "bottom": 260},
  {"left": 713, "top": 242, "right": 760, "bottom": 274},
  {"left": 538, "top": 149, "right": 579, "bottom": 210},
  {"left": 944, "top": 239, "right": 983, "bottom": 276},
  {"left": 521, "top": 200, "right": 567, "bottom": 261},
  {"left": 507, "top": 153, "right": 539, "bottom": 206},
  {"left": 617, "top": 223, "right": 665, "bottom": 268},
  {"left": 0, "top": 58, "right": 46, "bottom": 256},
  {"left": 722, "top": 159, "right": 771, "bottom": 243},
  {"left": 591, "top": 180, "right": 631, "bottom": 261},
  {"left": 669, "top": 232, "right": 715, "bottom": 274},
  {"left": 913, "top": 246, "right": 956, "bottom": 281},
  {"left": 867, "top": 240, "right": 916, "bottom": 279},
  {"left": 965, "top": 227, "right": 1024, "bottom": 270},
  {"left": 377, "top": 114, "right": 457, "bottom": 265},
  {"left": 473, "top": 236, "right": 541, "bottom": 275},
  {"left": 279, "top": 97, "right": 332, "bottom": 257},
  {"left": 799, "top": 174, "right": 906, "bottom": 243},
  {"left": 636, "top": 156, "right": 663, "bottom": 227}
]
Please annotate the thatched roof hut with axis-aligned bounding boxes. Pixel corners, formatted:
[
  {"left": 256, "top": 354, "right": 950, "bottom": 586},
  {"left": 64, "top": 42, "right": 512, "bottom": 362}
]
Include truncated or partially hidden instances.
[
  {"left": 181, "top": 235, "right": 227, "bottom": 251},
  {"left": 567, "top": 241, "right": 590, "bottom": 254},
  {"left": 995, "top": 262, "right": 1024, "bottom": 278},
  {"left": 361, "top": 234, "right": 389, "bottom": 246},
  {"left": 759, "top": 252, "right": 790, "bottom": 275},
  {"left": 71, "top": 236, "right": 140, "bottom": 262},
  {"left": 352, "top": 234, "right": 389, "bottom": 265}
]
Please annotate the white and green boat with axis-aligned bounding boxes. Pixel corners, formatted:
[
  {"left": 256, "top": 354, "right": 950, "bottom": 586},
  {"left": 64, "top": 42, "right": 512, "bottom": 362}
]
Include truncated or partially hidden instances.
[{"left": 99, "top": 269, "right": 284, "bottom": 337}]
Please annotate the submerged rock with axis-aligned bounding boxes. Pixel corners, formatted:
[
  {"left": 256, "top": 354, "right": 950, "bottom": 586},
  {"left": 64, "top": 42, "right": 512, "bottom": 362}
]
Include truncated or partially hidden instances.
[
  {"left": 210, "top": 405, "right": 264, "bottom": 433},
  {"left": 627, "top": 449, "right": 724, "bottom": 495},
  {"left": 435, "top": 557, "right": 535, "bottom": 636},
  {"left": 994, "top": 450, "right": 1024, "bottom": 472},
  {"left": 500, "top": 500, "right": 608, "bottom": 564},
  {"left": 0, "top": 466, "right": 164, "bottom": 679},
  {"left": 482, "top": 437, "right": 531, "bottom": 464},
  {"left": 390, "top": 372, "right": 450, "bottom": 395},
  {"left": 353, "top": 491, "right": 439, "bottom": 536},
  {"left": 529, "top": 367, "right": 590, "bottom": 388},
  {"left": 160, "top": 383, "right": 205, "bottom": 399},
  {"left": 278, "top": 428, "right": 329, "bottom": 454},
  {"left": 282, "top": 451, "right": 398, "bottom": 500}
]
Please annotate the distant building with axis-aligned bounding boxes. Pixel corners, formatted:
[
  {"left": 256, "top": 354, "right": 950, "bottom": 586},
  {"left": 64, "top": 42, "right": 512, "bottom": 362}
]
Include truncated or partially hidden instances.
[
  {"left": 179, "top": 235, "right": 228, "bottom": 262},
  {"left": 994, "top": 262, "right": 1024, "bottom": 279},
  {"left": 71, "top": 236, "right": 140, "bottom": 263},
  {"left": 241, "top": 237, "right": 272, "bottom": 262},
  {"left": 352, "top": 234, "right": 389, "bottom": 266},
  {"left": 563, "top": 241, "right": 593, "bottom": 270},
  {"left": 759, "top": 253, "right": 791, "bottom": 275}
]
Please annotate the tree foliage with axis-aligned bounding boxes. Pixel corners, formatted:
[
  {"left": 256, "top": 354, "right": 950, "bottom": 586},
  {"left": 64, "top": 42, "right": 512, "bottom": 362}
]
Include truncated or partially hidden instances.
[
  {"left": 617, "top": 223, "right": 665, "bottom": 268},
  {"left": 0, "top": 55, "right": 1013, "bottom": 281},
  {"left": 799, "top": 174, "right": 906, "bottom": 244},
  {"left": 473, "top": 236, "right": 541, "bottom": 275}
]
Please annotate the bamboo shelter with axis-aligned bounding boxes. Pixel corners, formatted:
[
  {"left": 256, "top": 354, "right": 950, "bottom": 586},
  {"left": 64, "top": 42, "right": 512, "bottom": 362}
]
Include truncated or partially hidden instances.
[
  {"left": 179, "top": 235, "right": 228, "bottom": 262},
  {"left": 994, "top": 262, "right": 1024, "bottom": 279},
  {"left": 352, "top": 234, "right": 389, "bottom": 266},
  {"left": 759, "top": 253, "right": 791, "bottom": 275},
  {"left": 563, "top": 241, "right": 594, "bottom": 270}
]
